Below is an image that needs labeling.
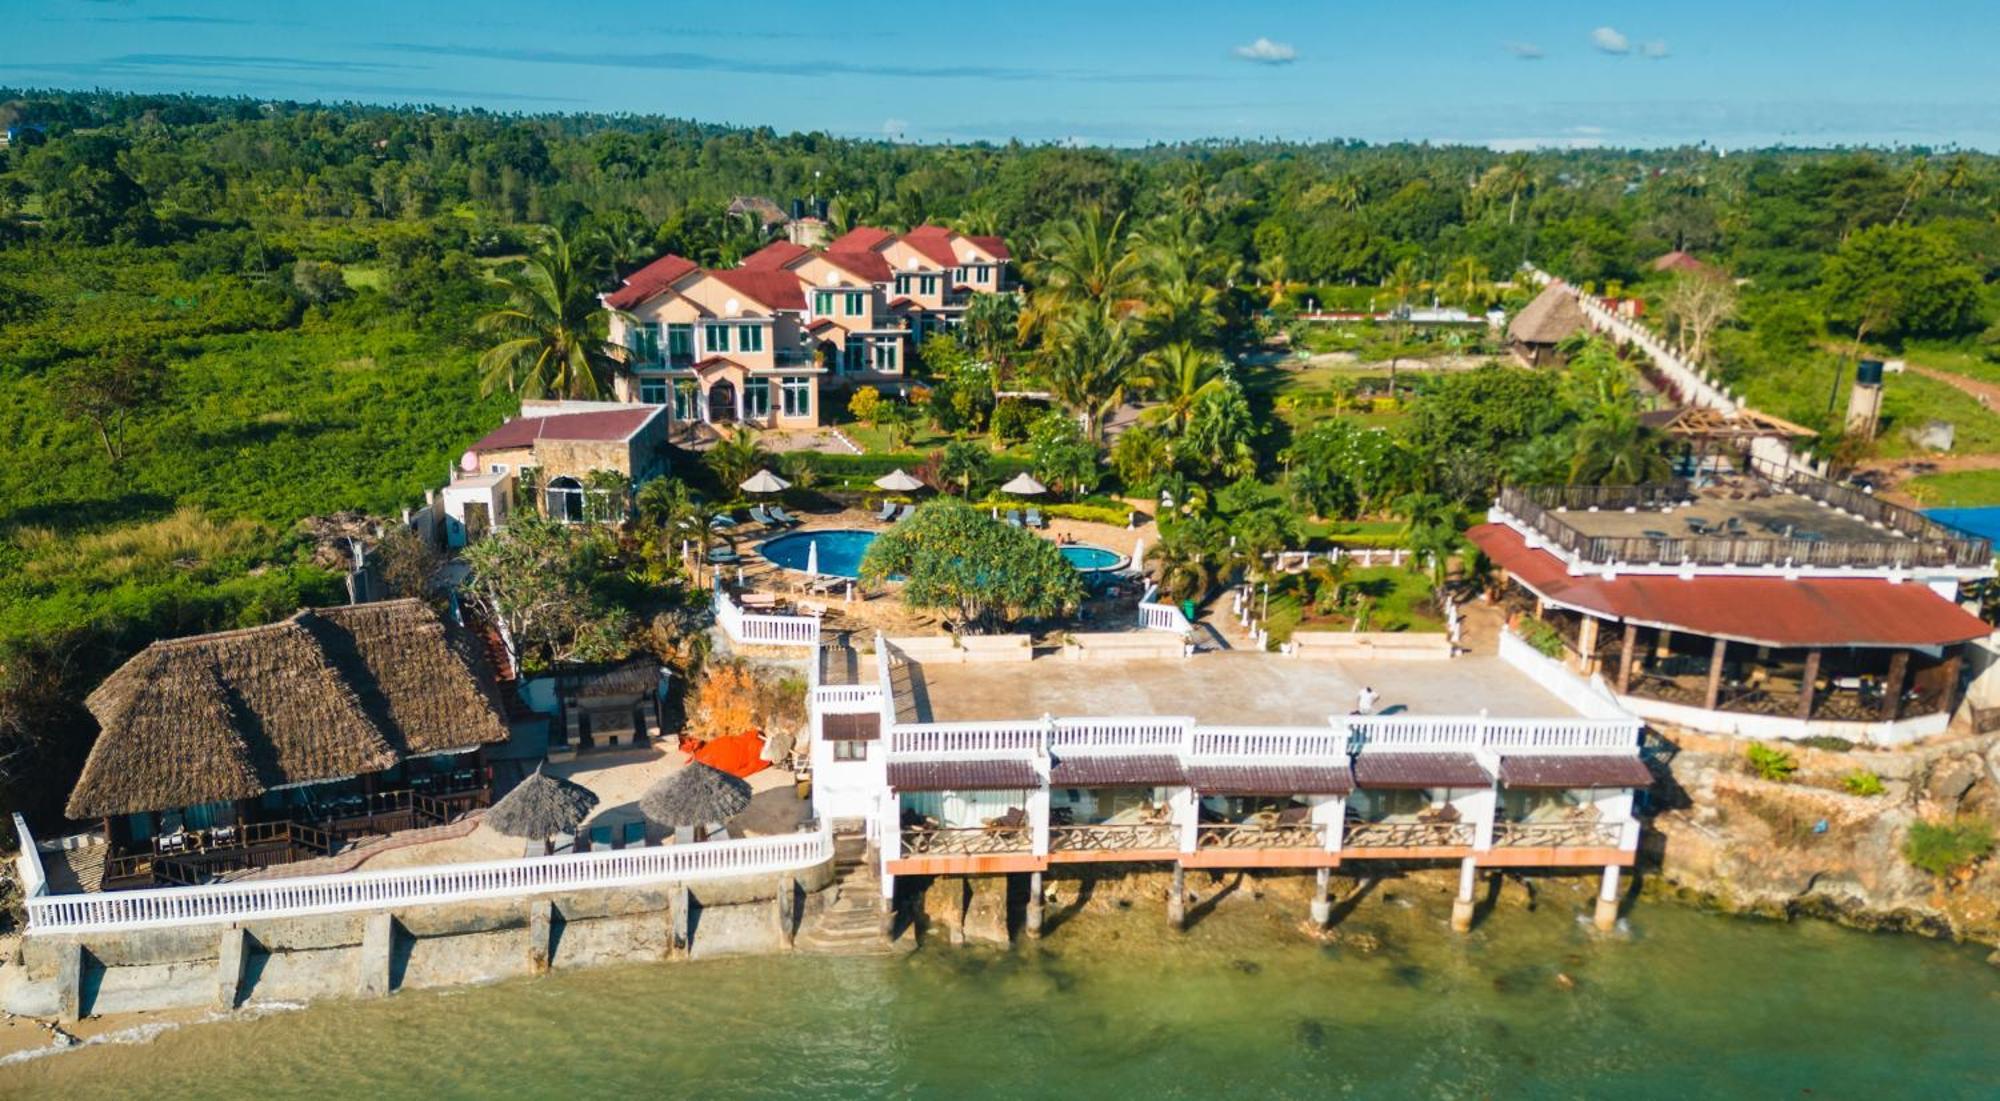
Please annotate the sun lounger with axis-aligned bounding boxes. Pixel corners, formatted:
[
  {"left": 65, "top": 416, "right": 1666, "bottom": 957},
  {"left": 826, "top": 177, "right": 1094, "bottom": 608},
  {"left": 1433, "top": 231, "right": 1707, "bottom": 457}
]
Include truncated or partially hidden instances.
[
  {"left": 710, "top": 513, "right": 738, "bottom": 529},
  {"left": 707, "top": 546, "right": 740, "bottom": 564},
  {"left": 876, "top": 501, "right": 898, "bottom": 521},
  {"left": 895, "top": 504, "right": 916, "bottom": 522},
  {"left": 748, "top": 504, "right": 779, "bottom": 526},
  {"left": 1006, "top": 510, "right": 1023, "bottom": 527},
  {"left": 590, "top": 824, "right": 614, "bottom": 850},
  {"left": 622, "top": 820, "right": 648, "bottom": 848},
  {"left": 1025, "top": 508, "right": 1044, "bottom": 528},
  {"left": 770, "top": 505, "right": 801, "bottom": 525}
]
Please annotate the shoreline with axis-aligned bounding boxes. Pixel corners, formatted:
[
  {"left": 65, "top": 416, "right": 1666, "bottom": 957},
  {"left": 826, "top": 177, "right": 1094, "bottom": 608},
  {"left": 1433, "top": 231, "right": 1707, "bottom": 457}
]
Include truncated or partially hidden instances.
[{"left": 4, "top": 863, "right": 1992, "bottom": 1068}]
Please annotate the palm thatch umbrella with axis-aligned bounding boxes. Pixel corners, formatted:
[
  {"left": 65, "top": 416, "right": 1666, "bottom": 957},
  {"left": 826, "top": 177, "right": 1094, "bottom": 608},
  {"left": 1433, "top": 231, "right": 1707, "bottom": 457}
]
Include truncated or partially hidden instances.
[
  {"left": 1000, "top": 472, "right": 1047, "bottom": 496},
  {"left": 873, "top": 468, "right": 925, "bottom": 493},
  {"left": 486, "top": 765, "right": 599, "bottom": 849},
  {"left": 739, "top": 468, "right": 791, "bottom": 495},
  {"left": 641, "top": 762, "right": 752, "bottom": 840}
]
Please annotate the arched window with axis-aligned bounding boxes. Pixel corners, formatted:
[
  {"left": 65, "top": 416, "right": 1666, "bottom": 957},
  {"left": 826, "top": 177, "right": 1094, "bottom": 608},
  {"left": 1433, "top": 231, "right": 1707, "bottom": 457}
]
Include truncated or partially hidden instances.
[{"left": 546, "top": 476, "right": 586, "bottom": 523}]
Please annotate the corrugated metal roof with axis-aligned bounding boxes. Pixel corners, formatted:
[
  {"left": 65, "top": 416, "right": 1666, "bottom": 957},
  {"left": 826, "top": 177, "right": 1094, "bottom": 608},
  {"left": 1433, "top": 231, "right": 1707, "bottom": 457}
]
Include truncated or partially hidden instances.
[
  {"left": 1470, "top": 523, "right": 1993, "bottom": 648},
  {"left": 1184, "top": 763, "right": 1353, "bottom": 795},
  {"left": 1050, "top": 754, "right": 1186, "bottom": 787},
  {"left": 468, "top": 407, "right": 662, "bottom": 452},
  {"left": 886, "top": 759, "right": 1039, "bottom": 791},
  {"left": 821, "top": 713, "right": 880, "bottom": 742},
  {"left": 1498, "top": 754, "right": 1653, "bottom": 789},
  {"left": 1351, "top": 752, "right": 1492, "bottom": 789}
]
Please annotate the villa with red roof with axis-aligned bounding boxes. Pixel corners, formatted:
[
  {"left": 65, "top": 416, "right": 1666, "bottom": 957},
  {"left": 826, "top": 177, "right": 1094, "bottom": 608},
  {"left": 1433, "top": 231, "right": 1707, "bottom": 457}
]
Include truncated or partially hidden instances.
[{"left": 602, "top": 225, "right": 1011, "bottom": 431}]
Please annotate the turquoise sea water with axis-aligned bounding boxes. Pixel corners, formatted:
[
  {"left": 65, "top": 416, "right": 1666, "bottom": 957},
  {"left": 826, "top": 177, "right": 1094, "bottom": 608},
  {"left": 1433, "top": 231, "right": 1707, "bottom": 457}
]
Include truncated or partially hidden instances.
[{"left": 6, "top": 897, "right": 1997, "bottom": 1100}]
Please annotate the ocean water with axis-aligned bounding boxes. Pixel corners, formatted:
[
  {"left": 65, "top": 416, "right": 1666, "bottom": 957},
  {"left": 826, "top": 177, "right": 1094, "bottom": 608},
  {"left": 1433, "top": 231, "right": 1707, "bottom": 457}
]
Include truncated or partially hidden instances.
[{"left": 6, "top": 895, "right": 1996, "bottom": 1099}]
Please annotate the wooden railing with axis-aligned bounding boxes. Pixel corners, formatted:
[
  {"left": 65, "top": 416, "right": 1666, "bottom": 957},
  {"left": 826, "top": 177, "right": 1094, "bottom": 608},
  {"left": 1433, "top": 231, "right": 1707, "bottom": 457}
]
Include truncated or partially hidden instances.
[
  {"left": 1195, "top": 823, "right": 1326, "bottom": 850},
  {"left": 900, "top": 826, "right": 1032, "bottom": 856},
  {"left": 1047, "top": 823, "right": 1179, "bottom": 852},
  {"left": 1342, "top": 821, "right": 1475, "bottom": 849},
  {"left": 1490, "top": 821, "right": 1624, "bottom": 849},
  {"left": 27, "top": 828, "right": 833, "bottom": 934}
]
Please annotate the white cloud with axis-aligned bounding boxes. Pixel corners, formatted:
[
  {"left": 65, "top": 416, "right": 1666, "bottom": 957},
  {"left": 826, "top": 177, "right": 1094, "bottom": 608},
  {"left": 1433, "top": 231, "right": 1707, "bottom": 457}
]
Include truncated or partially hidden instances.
[
  {"left": 1505, "top": 42, "right": 1545, "bottom": 60},
  {"left": 882, "top": 117, "right": 908, "bottom": 137},
  {"left": 1641, "top": 39, "right": 1670, "bottom": 59},
  {"left": 1232, "top": 37, "right": 1297, "bottom": 65},
  {"left": 1591, "top": 26, "right": 1630, "bottom": 54}
]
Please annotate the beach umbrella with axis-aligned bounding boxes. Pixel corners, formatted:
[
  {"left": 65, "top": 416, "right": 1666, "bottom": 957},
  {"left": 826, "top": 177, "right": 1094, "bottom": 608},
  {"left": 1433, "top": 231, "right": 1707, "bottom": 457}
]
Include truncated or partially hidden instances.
[
  {"left": 739, "top": 468, "right": 791, "bottom": 495},
  {"left": 873, "top": 468, "right": 924, "bottom": 493},
  {"left": 485, "top": 765, "right": 599, "bottom": 840},
  {"left": 805, "top": 538, "right": 820, "bottom": 577},
  {"left": 1129, "top": 537, "right": 1145, "bottom": 574},
  {"left": 641, "top": 762, "right": 753, "bottom": 835},
  {"left": 1000, "top": 472, "right": 1047, "bottom": 497}
]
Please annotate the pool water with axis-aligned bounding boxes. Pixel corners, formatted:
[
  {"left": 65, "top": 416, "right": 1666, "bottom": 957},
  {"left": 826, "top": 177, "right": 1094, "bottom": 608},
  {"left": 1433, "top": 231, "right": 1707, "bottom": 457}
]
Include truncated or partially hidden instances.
[
  {"left": 758, "top": 529, "right": 876, "bottom": 578},
  {"left": 759, "top": 531, "right": 1126, "bottom": 580},
  {"left": 1059, "top": 544, "right": 1124, "bottom": 572}
]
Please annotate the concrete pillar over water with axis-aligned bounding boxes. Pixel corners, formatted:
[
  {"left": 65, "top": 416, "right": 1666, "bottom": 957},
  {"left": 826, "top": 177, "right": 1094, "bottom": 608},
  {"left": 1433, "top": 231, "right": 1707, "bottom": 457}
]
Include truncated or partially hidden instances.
[
  {"left": 1026, "top": 871, "right": 1045, "bottom": 938},
  {"left": 1168, "top": 864, "right": 1187, "bottom": 930},
  {"left": 1450, "top": 857, "right": 1477, "bottom": 933},
  {"left": 1595, "top": 865, "right": 1622, "bottom": 932},
  {"left": 1310, "top": 868, "right": 1332, "bottom": 926}
]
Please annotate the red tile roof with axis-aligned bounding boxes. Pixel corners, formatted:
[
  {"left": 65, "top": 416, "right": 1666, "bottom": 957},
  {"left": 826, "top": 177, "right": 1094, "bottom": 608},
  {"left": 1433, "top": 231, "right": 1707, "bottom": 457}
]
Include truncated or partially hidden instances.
[
  {"left": 807, "top": 318, "right": 840, "bottom": 333},
  {"left": 900, "top": 224, "right": 962, "bottom": 267},
  {"left": 604, "top": 253, "right": 698, "bottom": 309},
  {"left": 707, "top": 267, "right": 807, "bottom": 311},
  {"left": 742, "top": 240, "right": 810, "bottom": 269},
  {"left": 887, "top": 759, "right": 1040, "bottom": 791},
  {"left": 828, "top": 226, "right": 894, "bottom": 252},
  {"left": 967, "top": 234, "right": 1012, "bottom": 261},
  {"left": 1351, "top": 752, "right": 1492, "bottom": 789},
  {"left": 821, "top": 713, "right": 880, "bottom": 742},
  {"left": 820, "top": 249, "right": 893, "bottom": 283},
  {"left": 1469, "top": 523, "right": 1993, "bottom": 648},
  {"left": 468, "top": 407, "right": 663, "bottom": 452},
  {"left": 887, "top": 296, "right": 917, "bottom": 309},
  {"left": 1497, "top": 754, "right": 1653, "bottom": 789}
]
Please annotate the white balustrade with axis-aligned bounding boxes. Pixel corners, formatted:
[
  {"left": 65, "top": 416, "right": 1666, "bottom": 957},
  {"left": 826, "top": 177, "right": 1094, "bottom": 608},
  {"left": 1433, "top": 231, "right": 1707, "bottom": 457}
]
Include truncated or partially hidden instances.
[
  {"left": 13, "top": 813, "right": 47, "bottom": 900},
  {"left": 1481, "top": 718, "right": 1641, "bottom": 752},
  {"left": 25, "top": 828, "right": 833, "bottom": 935},
  {"left": 714, "top": 589, "right": 820, "bottom": 647},
  {"left": 887, "top": 722, "right": 1047, "bottom": 758},
  {"left": 1190, "top": 726, "right": 1348, "bottom": 761},
  {"left": 1346, "top": 715, "right": 1484, "bottom": 749},
  {"left": 1051, "top": 717, "right": 1192, "bottom": 752},
  {"left": 810, "top": 684, "right": 884, "bottom": 708}
]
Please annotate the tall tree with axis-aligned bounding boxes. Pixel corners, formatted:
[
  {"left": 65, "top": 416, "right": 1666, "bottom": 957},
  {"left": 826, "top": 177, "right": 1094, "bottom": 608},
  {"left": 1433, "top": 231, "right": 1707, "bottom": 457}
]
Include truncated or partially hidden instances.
[
  {"left": 477, "top": 228, "right": 624, "bottom": 399},
  {"left": 52, "top": 346, "right": 169, "bottom": 464},
  {"left": 859, "top": 498, "right": 1081, "bottom": 631}
]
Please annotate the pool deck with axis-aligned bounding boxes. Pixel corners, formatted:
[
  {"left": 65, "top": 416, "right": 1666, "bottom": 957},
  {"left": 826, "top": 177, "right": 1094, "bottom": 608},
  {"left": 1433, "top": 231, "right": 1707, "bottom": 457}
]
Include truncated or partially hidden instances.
[{"left": 910, "top": 650, "right": 1580, "bottom": 726}]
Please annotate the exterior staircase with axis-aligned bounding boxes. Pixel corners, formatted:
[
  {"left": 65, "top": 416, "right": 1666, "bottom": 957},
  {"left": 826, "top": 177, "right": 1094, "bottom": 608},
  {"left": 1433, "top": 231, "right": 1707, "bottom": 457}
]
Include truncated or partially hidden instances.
[{"left": 796, "top": 833, "right": 908, "bottom": 956}]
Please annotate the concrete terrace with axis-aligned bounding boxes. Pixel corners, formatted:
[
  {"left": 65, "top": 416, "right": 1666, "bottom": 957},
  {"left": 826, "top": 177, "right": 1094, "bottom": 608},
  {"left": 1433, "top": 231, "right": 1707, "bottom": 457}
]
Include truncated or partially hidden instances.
[
  {"left": 909, "top": 651, "right": 1580, "bottom": 726},
  {"left": 1554, "top": 491, "right": 1893, "bottom": 543}
]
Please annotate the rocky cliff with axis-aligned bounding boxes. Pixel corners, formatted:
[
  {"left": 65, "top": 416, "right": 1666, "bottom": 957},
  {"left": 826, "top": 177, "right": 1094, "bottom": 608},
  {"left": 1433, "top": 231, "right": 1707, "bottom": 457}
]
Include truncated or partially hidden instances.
[{"left": 1646, "top": 729, "right": 2000, "bottom": 946}]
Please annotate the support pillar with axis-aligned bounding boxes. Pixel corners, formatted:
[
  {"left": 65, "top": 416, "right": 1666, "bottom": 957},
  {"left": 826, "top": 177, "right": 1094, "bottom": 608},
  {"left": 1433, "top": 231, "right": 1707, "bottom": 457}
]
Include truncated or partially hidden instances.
[
  {"left": 1704, "top": 636, "right": 1728, "bottom": 712},
  {"left": 1577, "top": 615, "right": 1601, "bottom": 674},
  {"left": 1881, "top": 649, "right": 1911, "bottom": 721},
  {"left": 1026, "top": 871, "right": 1045, "bottom": 939},
  {"left": 527, "top": 898, "right": 554, "bottom": 974},
  {"left": 673, "top": 885, "right": 693, "bottom": 958},
  {"left": 1616, "top": 623, "right": 1638, "bottom": 695},
  {"left": 1798, "top": 648, "right": 1822, "bottom": 721},
  {"left": 1310, "top": 867, "right": 1332, "bottom": 926},
  {"left": 55, "top": 942, "right": 83, "bottom": 1023},
  {"left": 1168, "top": 864, "right": 1187, "bottom": 930},
  {"left": 216, "top": 926, "right": 248, "bottom": 1009},
  {"left": 358, "top": 912, "right": 395, "bottom": 999},
  {"left": 1450, "top": 856, "right": 1477, "bottom": 933},
  {"left": 1594, "top": 865, "right": 1622, "bottom": 932},
  {"left": 776, "top": 873, "right": 797, "bottom": 950}
]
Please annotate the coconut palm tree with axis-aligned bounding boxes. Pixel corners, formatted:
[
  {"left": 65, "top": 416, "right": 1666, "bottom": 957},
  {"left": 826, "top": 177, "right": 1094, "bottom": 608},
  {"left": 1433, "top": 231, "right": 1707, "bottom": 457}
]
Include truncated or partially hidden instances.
[
  {"left": 1440, "top": 256, "right": 1495, "bottom": 311},
  {"left": 1480, "top": 155, "right": 1537, "bottom": 225},
  {"left": 704, "top": 426, "right": 769, "bottom": 492},
  {"left": 1146, "top": 522, "right": 1225, "bottom": 604},
  {"left": 962, "top": 290, "right": 1022, "bottom": 375},
  {"left": 1138, "top": 341, "right": 1227, "bottom": 431},
  {"left": 1381, "top": 258, "right": 1426, "bottom": 397},
  {"left": 1569, "top": 410, "right": 1672, "bottom": 486},
  {"left": 477, "top": 228, "right": 624, "bottom": 399},
  {"left": 1021, "top": 209, "right": 1144, "bottom": 338},
  {"left": 1255, "top": 253, "right": 1296, "bottom": 309},
  {"left": 1036, "top": 305, "right": 1136, "bottom": 442},
  {"left": 1305, "top": 554, "right": 1353, "bottom": 615}
]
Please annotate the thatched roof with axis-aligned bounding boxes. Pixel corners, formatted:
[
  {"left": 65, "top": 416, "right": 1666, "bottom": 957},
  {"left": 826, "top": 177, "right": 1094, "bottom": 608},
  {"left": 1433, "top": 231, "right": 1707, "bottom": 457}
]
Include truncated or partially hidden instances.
[
  {"left": 67, "top": 599, "right": 513, "bottom": 819},
  {"left": 1508, "top": 285, "right": 1588, "bottom": 346},
  {"left": 640, "top": 763, "right": 752, "bottom": 827},
  {"left": 486, "top": 766, "right": 599, "bottom": 838}
]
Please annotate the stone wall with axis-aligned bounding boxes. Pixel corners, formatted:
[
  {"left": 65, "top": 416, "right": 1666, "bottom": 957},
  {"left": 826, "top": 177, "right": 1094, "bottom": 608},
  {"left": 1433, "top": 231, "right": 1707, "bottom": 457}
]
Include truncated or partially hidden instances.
[{"left": 3, "top": 863, "right": 832, "bottom": 1021}]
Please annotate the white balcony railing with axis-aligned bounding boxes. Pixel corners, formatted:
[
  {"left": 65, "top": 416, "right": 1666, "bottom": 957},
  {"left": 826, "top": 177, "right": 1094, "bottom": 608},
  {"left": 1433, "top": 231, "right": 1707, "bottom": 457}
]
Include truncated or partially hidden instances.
[
  {"left": 714, "top": 588, "right": 820, "bottom": 647},
  {"left": 1189, "top": 726, "right": 1348, "bottom": 761},
  {"left": 888, "top": 722, "right": 1046, "bottom": 757},
  {"left": 1051, "top": 717, "right": 1191, "bottom": 753},
  {"left": 26, "top": 828, "right": 833, "bottom": 935}
]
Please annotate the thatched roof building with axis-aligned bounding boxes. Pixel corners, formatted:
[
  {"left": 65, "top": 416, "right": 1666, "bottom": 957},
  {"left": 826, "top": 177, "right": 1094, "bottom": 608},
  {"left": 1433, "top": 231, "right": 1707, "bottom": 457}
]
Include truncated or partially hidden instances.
[
  {"left": 486, "top": 766, "right": 599, "bottom": 839},
  {"left": 1507, "top": 285, "right": 1588, "bottom": 366},
  {"left": 640, "top": 763, "right": 752, "bottom": 828},
  {"left": 67, "top": 599, "right": 512, "bottom": 819}
]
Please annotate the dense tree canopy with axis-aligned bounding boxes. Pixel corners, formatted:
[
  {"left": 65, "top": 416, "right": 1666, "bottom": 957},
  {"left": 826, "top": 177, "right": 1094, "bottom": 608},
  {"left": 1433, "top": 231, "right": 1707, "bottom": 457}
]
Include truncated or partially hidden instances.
[{"left": 859, "top": 498, "right": 1082, "bottom": 630}]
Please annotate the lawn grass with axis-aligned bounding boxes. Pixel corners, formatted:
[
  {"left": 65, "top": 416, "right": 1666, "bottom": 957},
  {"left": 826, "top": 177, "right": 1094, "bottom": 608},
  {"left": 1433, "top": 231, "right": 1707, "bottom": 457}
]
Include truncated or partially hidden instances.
[
  {"left": 1260, "top": 564, "right": 1442, "bottom": 643},
  {"left": 1901, "top": 469, "right": 2000, "bottom": 508}
]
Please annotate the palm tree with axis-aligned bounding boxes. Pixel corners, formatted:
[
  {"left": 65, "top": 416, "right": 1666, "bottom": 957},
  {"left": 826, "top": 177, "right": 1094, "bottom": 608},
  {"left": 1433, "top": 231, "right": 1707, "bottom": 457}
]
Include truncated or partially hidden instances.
[
  {"left": 1021, "top": 209, "right": 1144, "bottom": 339},
  {"left": 704, "top": 426, "right": 769, "bottom": 492},
  {"left": 1569, "top": 411, "right": 1671, "bottom": 486},
  {"left": 1305, "top": 554, "right": 1352, "bottom": 615},
  {"left": 1146, "top": 522, "right": 1224, "bottom": 604},
  {"left": 1037, "top": 305, "right": 1137, "bottom": 442},
  {"left": 962, "top": 291, "right": 1022, "bottom": 375},
  {"left": 1255, "top": 252, "right": 1295, "bottom": 309},
  {"left": 1381, "top": 258, "right": 1426, "bottom": 397},
  {"left": 477, "top": 228, "right": 624, "bottom": 399},
  {"left": 1138, "top": 342, "right": 1227, "bottom": 431},
  {"left": 1440, "top": 256, "right": 1494, "bottom": 311},
  {"left": 1480, "top": 156, "right": 1536, "bottom": 225}
]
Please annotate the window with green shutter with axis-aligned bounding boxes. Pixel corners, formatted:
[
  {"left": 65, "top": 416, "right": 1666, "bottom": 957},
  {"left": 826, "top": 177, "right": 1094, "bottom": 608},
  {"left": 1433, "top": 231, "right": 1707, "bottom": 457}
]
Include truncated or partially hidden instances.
[
  {"left": 813, "top": 290, "right": 834, "bottom": 316},
  {"left": 704, "top": 324, "right": 728, "bottom": 354},
  {"left": 739, "top": 325, "right": 764, "bottom": 353},
  {"left": 667, "top": 324, "right": 694, "bottom": 363},
  {"left": 844, "top": 291, "right": 864, "bottom": 315}
]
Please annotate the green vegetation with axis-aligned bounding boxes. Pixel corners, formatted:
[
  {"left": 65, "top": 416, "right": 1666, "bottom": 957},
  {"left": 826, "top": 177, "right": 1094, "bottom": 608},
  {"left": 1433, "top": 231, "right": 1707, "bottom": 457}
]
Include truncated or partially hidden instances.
[
  {"left": 859, "top": 498, "right": 1082, "bottom": 631},
  {"left": 1841, "top": 770, "right": 1886, "bottom": 797},
  {"left": 1515, "top": 618, "right": 1566, "bottom": 660},
  {"left": 1902, "top": 817, "right": 1996, "bottom": 878},
  {"left": 1261, "top": 565, "right": 1441, "bottom": 643},
  {"left": 1746, "top": 743, "right": 1800, "bottom": 783},
  {"left": 1903, "top": 469, "right": 2000, "bottom": 508}
]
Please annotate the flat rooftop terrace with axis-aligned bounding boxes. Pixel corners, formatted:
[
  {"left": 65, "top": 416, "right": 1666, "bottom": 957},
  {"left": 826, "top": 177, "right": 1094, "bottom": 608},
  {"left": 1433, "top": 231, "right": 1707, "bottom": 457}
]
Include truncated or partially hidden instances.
[
  {"left": 1553, "top": 491, "right": 1893, "bottom": 544},
  {"left": 907, "top": 651, "right": 1581, "bottom": 726}
]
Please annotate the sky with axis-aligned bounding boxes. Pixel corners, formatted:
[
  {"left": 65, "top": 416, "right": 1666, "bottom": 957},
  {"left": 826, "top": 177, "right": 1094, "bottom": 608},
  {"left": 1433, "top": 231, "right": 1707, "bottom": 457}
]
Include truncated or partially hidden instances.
[{"left": 6, "top": 0, "right": 2000, "bottom": 149}]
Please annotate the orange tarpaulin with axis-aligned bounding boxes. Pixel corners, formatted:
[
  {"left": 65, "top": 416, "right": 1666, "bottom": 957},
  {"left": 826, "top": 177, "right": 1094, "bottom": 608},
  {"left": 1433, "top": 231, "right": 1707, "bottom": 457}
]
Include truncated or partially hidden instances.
[{"left": 690, "top": 732, "right": 770, "bottom": 779}]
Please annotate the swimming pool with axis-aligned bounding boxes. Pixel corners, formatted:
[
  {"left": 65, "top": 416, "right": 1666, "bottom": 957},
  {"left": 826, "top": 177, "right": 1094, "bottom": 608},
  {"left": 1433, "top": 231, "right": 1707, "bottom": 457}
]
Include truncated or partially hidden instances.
[
  {"left": 1060, "top": 543, "right": 1125, "bottom": 572},
  {"left": 758, "top": 529, "right": 877, "bottom": 579},
  {"left": 758, "top": 530, "right": 1127, "bottom": 579}
]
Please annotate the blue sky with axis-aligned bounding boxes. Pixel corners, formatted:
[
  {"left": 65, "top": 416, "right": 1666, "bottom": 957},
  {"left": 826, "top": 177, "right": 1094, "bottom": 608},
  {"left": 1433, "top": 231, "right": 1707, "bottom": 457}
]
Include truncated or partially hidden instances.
[{"left": 7, "top": 0, "right": 1999, "bottom": 148}]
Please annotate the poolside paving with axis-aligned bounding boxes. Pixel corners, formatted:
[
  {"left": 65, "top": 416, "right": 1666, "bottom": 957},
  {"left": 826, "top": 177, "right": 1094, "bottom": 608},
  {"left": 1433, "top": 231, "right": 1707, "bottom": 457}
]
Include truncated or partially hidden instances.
[{"left": 911, "top": 651, "right": 1579, "bottom": 726}]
